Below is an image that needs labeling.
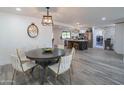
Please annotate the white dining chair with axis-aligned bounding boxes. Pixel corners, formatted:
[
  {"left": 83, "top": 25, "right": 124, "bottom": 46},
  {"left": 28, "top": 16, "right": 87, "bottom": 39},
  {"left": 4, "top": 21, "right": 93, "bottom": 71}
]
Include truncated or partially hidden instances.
[
  {"left": 10, "top": 49, "right": 37, "bottom": 84},
  {"left": 50, "top": 44, "right": 65, "bottom": 65},
  {"left": 71, "top": 47, "right": 76, "bottom": 56},
  {"left": 70, "top": 47, "right": 75, "bottom": 74},
  {"left": 16, "top": 48, "right": 30, "bottom": 62},
  {"left": 48, "top": 54, "right": 73, "bottom": 84}
]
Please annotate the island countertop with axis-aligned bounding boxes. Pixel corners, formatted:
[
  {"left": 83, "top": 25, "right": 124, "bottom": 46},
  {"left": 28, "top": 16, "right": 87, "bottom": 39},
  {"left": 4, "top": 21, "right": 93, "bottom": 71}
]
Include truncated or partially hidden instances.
[
  {"left": 66, "top": 39, "right": 88, "bottom": 42},
  {"left": 66, "top": 39, "right": 88, "bottom": 50}
]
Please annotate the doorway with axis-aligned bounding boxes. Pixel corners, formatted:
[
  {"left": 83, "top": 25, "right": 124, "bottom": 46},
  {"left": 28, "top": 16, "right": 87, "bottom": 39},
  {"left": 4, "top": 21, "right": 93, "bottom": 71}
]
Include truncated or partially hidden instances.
[{"left": 93, "top": 27, "right": 104, "bottom": 48}]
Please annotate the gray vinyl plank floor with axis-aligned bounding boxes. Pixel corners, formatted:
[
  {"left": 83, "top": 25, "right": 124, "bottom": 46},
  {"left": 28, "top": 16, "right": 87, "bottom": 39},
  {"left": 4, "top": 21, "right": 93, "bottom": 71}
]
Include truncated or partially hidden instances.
[{"left": 0, "top": 48, "right": 123, "bottom": 85}]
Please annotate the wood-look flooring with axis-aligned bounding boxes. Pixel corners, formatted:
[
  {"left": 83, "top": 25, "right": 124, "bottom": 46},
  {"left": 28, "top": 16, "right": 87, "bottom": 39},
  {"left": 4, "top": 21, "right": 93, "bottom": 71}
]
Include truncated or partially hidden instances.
[{"left": 0, "top": 48, "right": 123, "bottom": 85}]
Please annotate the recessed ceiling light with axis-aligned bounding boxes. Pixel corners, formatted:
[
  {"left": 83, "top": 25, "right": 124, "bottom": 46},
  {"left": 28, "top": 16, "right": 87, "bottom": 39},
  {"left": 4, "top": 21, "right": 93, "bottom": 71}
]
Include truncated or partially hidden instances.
[
  {"left": 80, "top": 25, "right": 83, "bottom": 27},
  {"left": 101, "top": 17, "right": 106, "bottom": 21},
  {"left": 16, "top": 8, "right": 21, "bottom": 11},
  {"left": 76, "top": 22, "right": 80, "bottom": 25}
]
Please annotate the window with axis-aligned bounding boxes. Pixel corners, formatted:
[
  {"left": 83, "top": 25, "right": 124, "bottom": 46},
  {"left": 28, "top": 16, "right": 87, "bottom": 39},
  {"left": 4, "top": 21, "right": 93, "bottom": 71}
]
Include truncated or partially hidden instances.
[{"left": 61, "top": 31, "right": 71, "bottom": 39}]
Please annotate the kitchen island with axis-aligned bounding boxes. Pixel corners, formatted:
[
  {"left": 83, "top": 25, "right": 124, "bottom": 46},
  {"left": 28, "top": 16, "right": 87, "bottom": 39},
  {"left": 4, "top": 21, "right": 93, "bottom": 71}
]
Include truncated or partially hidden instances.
[{"left": 66, "top": 39, "right": 88, "bottom": 50}]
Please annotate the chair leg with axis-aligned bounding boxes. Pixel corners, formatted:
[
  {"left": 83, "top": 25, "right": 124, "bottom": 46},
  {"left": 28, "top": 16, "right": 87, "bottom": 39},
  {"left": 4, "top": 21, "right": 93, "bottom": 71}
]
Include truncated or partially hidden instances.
[
  {"left": 55, "top": 74, "right": 58, "bottom": 84},
  {"left": 45, "top": 67, "right": 48, "bottom": 82},
  {"left": 24, "top": 71, "right": 31, "bottom": 78},
  {"left": 69, "top": 68, "right": 72, "bottom": 85},
  {"left": 30, "top": 67, "right": 35, "bottom": 78},
  {"left": 21, "top": 65, "right": 31, "bottom": 79},
  {"left": 31, "top": 67, "right": 35, "bottom": 74},
  {"left": 30, "top": 65, "right": 38, "bottom": 75},
  {"left": 71, "top": 64, "right": 74, "bottom": 75},
  {"left": 11, "top": 69, "right": 16, "bottom": 85}
]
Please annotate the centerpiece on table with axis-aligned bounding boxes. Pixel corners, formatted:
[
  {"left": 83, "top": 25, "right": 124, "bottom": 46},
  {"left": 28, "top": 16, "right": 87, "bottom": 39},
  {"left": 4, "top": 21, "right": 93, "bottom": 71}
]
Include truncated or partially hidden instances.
[{"left": 42, "top": 48, "right": 53, "bottom": 53}]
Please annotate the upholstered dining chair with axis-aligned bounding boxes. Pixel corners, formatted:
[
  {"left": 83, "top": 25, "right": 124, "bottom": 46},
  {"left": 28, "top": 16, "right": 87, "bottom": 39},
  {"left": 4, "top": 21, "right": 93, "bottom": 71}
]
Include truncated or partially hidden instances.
[
  {"left": 10, "top": 49, "right": 37, "bottom": 84},
  {"left": 48, "top": 54, "right": 73, "bottom": 84}
]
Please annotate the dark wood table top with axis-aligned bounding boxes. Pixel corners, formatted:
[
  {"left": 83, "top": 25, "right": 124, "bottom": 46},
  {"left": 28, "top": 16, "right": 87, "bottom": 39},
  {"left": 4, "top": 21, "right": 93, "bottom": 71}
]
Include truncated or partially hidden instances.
[{"left": 25, "top": 48, "right": 65, "bottom": 61}]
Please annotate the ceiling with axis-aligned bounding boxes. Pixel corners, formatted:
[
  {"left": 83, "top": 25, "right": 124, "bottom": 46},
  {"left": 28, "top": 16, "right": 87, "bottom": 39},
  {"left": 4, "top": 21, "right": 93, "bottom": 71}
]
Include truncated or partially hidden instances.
[{"left": 0, "top": 7, "right": 124, "bottom": 27}]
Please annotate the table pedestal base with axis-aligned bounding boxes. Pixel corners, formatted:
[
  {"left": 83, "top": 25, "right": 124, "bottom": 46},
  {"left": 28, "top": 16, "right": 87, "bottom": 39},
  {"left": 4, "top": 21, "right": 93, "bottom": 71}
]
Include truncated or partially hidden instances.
[
  {"left": 36, "top": 61, "right": 53, "bottom": 85},
  {"left": 123, "top": 55, "right": 124, "bottom": 63}
]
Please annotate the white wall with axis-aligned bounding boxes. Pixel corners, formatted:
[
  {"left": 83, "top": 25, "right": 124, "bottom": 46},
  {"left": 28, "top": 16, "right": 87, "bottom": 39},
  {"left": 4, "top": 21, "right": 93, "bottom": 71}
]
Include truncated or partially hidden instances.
[
  {"left": 103, "top": 26, "right": 115, "bottom": 45},
  {"left": 52, "top": 26, "right": 64, "bottom": 45},
  {"left": 52, "top": 25, "right": 71, "bottom": 45},
  {"left": 114, "top": 23, "right": 124, "bottom": 54},
  {"left": 0, "top": 12, "right": 53, "bottom": 65}
]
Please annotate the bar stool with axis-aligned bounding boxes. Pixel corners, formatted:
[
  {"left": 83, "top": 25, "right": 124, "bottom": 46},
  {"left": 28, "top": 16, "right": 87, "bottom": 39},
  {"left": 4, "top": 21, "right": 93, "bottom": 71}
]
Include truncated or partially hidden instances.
[
  {"left": 73, "top": 43, "right": 79, "bottom": 50},
  {"left": 67, "top": 42, "right": 72, "bottom": 49}
]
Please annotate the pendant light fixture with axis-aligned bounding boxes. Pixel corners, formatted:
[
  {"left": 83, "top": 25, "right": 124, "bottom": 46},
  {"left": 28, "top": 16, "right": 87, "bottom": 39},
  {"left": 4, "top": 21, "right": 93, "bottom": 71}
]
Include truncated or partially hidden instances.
[{"left": 42, "top": 7, "right": 53, "bottom": 26}]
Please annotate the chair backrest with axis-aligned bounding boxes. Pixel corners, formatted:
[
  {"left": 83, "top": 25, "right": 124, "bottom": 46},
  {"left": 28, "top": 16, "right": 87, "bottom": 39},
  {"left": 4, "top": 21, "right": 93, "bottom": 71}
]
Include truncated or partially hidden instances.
[
  {"left": 16, "top": 48, "right": 27, "bottom": 61},
  {"left": 71, "top": 47, "right": 75, "bottom": 56},
  {"left": 58, "top": 54, "right": 73, "bottom": 74},
  {"left": 57, "top": 44, "right": 64, "bottom": 49},
  {"left": 10, "top": 55, "right": 23, "bottom": 71}
]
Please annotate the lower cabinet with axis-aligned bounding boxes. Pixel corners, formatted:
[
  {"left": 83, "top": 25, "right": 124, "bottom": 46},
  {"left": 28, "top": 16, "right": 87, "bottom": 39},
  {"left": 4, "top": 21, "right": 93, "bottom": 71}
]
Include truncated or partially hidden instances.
[{"left": 67, "top": 40, "right": 88, "bottom": 50}]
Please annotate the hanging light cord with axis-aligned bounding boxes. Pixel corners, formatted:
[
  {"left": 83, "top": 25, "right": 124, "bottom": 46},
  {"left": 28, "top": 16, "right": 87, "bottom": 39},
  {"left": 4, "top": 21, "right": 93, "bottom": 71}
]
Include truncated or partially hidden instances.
[{"left": 46, "top": 7, "right": 50, "bottom": 16}]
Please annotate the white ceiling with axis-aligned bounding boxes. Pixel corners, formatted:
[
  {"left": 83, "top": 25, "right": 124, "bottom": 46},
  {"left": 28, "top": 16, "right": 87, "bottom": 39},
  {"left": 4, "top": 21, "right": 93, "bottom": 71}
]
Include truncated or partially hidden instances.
[{"left": 0, "top": 7, "right": 124, "bottom": 27}]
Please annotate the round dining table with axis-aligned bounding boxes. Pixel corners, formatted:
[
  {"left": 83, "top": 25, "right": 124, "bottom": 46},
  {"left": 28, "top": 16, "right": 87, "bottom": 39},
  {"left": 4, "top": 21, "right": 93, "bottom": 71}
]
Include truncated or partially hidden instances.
[{"left": 25, "top": 48, "right": 65, "bottom": 84}]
